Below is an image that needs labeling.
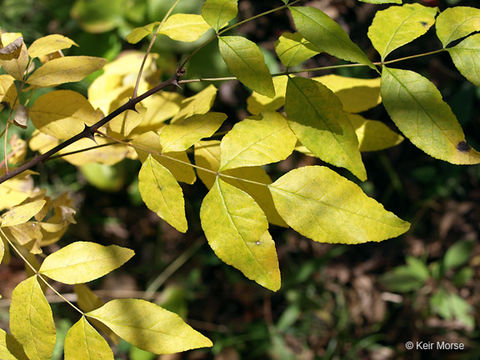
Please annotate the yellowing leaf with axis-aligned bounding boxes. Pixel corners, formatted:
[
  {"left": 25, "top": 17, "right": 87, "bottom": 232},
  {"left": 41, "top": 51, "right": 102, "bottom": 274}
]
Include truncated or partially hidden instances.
[
  {"left": 138, "top": 154, "right": 188, "bottom": 232},
  {"left": 246, "top": 76, "right": 288, "bottom": 115},
  {"left": 381, "top": 66, "right": 480, "bottom": 164},
  {"left": 159, "top": 14, "right": 211, "bottom": 42},
  {"left": 28, "top": 34, "right": 78, "bottom": 59},
  {"left": 219, "top": 36, "right": 275, "bottom": 97},
  {"left": 347, "top": 114, "right": 403, "bottom": 152},
  {"left": 200, "top": 177, "right": 281, "bottom": 290},
  {"left": 0, "top": 74, "right": 17, "bottom": 108},
  {"left": 172, "top": 85, "right": 217, "bottom": 122},
  {"left": 133, "top": 132, "right": 196, "bottom": 184},
  {"left": 436, "top": 7, "right": 480, "bottom": 47},
  {"left": 86, "top": 299, "right": 212, "bottom": 354},
  {"left": 30, "top": 90, "right": 101, "bottom": 140},
  {"left": 64, "top": 317, "right": 114, "bottom": 360},
  {"left": 2, "top": 200, "right": 46, "bottom": 227},
  {"left": 0, "top": 171, "right": 36, "bottom": 211},
  {"left": 195, "top": 140, "right": 287, "bottom": 227},
  {"left": 27, "top": 56, "right": 107, "bottom": 87},
  {"left": 0, "top": 328, "right": 28, "bottom": 360},
  {"left": 61, "top": 137, "right": 129, "bottom": 166},
  {"left": 274, "top": 32, "right": 320, "bottom": 67},
  {"left": 0, "top": 39, "right": 28, "bottom": 80},
  {"left": 10, "top": 276, "right": 56, "bottom": 360},
  {"left": 0, "top": 239, "right": 4, "bottom": 264},
  {"left": 448, "top": 34, "right": 480, "bottom": 86},
  {"left": 39, "top": 242, "right": 134, "bottom": 284},
  {"left": 160, "top": 112, "right": 226, "bottom": 153},
  {"left": 269, "top": 166, "right": 410, "bottom": 244},
  {"left": 285, "top": 76, "right": 366, "bottom": 181},
  {"left": 201, "top": 0, "right": 238, "bottom": 31},
  {"left": 127, "top": 22, "right": 160, "bottom": 44},
  {"left": 290, "top": 6, "right": 374, "bottom": 69},
  {"left": 0, "top": 37, "right": 23, "bottom": 60},
  {"left": 368, "top": 3, "right": 437, "bottom": 60},
  {"left": 109, "top": 104, "right": 146, "bottom": 137},
  {"left": 135, "top": 92, "right": 184, "bottom": 132},
  {"left": 313, "top": 75, "right": 381, "bottom": 113},
  {"left": 219, "top": 112, "right": 296, "bottom": 171}
]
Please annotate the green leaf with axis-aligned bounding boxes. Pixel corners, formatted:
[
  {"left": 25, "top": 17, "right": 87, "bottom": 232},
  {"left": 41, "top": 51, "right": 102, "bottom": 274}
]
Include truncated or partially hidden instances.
[
  {"left": 436, "top": 6, "right": 480, "bottom": 47},
  {"left": 219, "top": 112, "right": 296, "bottom": 171},
  {"left": 380, "top": 265, "right": 426, "bottom": 293},
  {"left": 200, "top": 177, "right": 280, "bottom": 290},
  {"left": 269, "top": 166, "right": 410, "bottom": 244},
  {"left": 1, "top": 200, "right": 46, "bottom": 227},
  {"left": 247, "top": 75, "right": 288, "bottom": 115},
  {"left": 138, "top": 154, "right": 188, "bottom": 232},
  {"left": 290, "top": 6, "right": 374, "bottom": 69},
  {"left": 159, "top": 112, "right": 227, "bottom": 153},
  {"left": 86, "top": 299, "right": 212, "bottom": 354},
  {"left": 448, "top": 34, "right": 480, "bottom": 86},
  {"left": 218, "top": 36, "right": 275, "bottom": 97},
  {"left": 159, "top": 14, "right": 211, "bottom": 42},
  {"left": 357, "top": 0, "right": 401, "bottom": 3},
  {"left": 0, "top": 328, "right": 28, "bottom": 360},
  {"left": 126, "top": 22, "right": 160, "bottom": 44},
  {"left": 285, "top": 76, "right": 366, "bottom": 181},
  {"left": 443, "top": 240, "right": 474, "bottom": 270},
  {"left": 10, "top": 276, "right": 56, "bottom": 360},
  {"left": 368, "top": 3, "right": 437, "bottom": 60},
  {"left": 201, "top": 0, "right": 238, "bottom": 32},
  {"left": 274, "top": 32, "right": 320, "bottom": 67},
  {"left": 39, "top": 242, "right": 134, "bottom": 284},
  {"left": 64, "top": 317, "right": 113, "bottom": 360},
  {"left": 381, "top": 66, "right": 480, "bottom": 164}
]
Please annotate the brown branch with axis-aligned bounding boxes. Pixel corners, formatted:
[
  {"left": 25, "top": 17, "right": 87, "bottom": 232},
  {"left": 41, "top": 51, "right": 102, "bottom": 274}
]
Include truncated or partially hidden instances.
[{"left": 0, "top": 69, "right": 184, "bottom": 185}]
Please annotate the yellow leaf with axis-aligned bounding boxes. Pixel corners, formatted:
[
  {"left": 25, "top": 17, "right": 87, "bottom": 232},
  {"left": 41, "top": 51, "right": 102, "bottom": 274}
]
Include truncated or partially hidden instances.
[
  {"left": 13, "top": 104, "right": 28, "bottom": 129},
  {"left": 1, "top": 199, "right": 46, "bottom": 227},
  {"left": 347, "top": 114, "right": 403, "bottom": 152},
  {"left": 30, "top": 90, "right": 101, "bottom": 140},
  {"left": 86, "top": 299, "right": 213, "bottom": 354},
  {"left": 220, "top": 112, "right": 296, "bottom": 171},
  {"left": 0, "top": 238, "right": 3, "bottom": 264},
  {"left": 29, "top": 130, "right": 60, "bottom": 154},
  {"left": 160, "top": 112, "right": 226, "bottom": 153},
  {"left": 172, "top": 84, "right": 217, "bottom": 122},
  {"left": 436, "top": 6, "right": 480, "bottom": 47},
  {"left": 39, "top": 241, "right": 134, "bottom": 284},
  {"left": 88, "top": 73, "right": 127, "bottom": 115},
  {"left": 200, "top": 177, "right": 280, "bottom": 290},
  {"left": 0, "top": 328, "right": 28, "bottom": 360},
  {"left": 64, "top": 317, "right": 114, "bottom": 360},
  {"left": 0, "top": 171, "right": 36, "bottom": 211},
  {"left": 159, "top": 14, "right": 211, "bottom": 42},
  {"left": 27, "top": 56, "right": 107, "bottom": 87},
  {"left": 60, "top": 137, "right": 129, "bottom": 166},
  {"left": 247, "top": 76, "right": 288, "bottom": 115},
  {"left": 109, "top": 104, "right": 146, "bottom": 137},
  {"left": 133, "top": 92, "right": 184, "bottom": 133},
  {"left": 0, "top": 74, "right": 17, "bottom": 108},
  {"left": 0, "top": 38, "right": 28, "bottom": 80},
  {"left": 0, "top": 37, "right": 23, "bottom": 60},
  {"left": 269, "top": 166, "right": 410, "bottom": 244},
  {"left": 133, "top": 132, "right": 196, "bottom": 184},
  {"left": 195, "top": 140, "right": 287, "bottom": 227},
  {"left": 313, "top": 75, "right": 381, "bottom": 113},
  {"left": 103, "top": 51, "right": 157, "bottom": 76},
  {"left": 28, "top": 34, "right": 78, "bottom": 59},
  {"left": 274, "top": 32, "right": 320, "bottom": 67},
  {"left": 138, "top": 154, "right": 188, "bottom": 232},
  {"left": 10, "top": 276, "right": 56, "bottom": 360},
  {"left": 8, "top": 134, "right": 27, "bottom": 164},
  {"left": 126, "top": 22, "right": 160, "bottom": 44}
]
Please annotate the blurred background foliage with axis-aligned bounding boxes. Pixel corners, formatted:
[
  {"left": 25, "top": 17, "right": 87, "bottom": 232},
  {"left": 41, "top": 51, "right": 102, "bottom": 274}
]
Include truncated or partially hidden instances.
[{"left": 1, "top": 0, "right": 480, "bottom": 359}]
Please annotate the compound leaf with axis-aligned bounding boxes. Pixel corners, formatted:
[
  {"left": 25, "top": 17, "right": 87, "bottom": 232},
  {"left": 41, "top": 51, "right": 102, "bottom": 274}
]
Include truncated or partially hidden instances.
[
  {"left": 159, "top": 14, "right": 211, "bottom": 42},
  {"left": 381, "top": 66, "right": 480, "bottom": 164},
  {"left": 39, "top": 242, "right": 134, "bottom": 284},
  {"left": 200, "top": 177, "right": 280, "bottom": 290},
  {"left": 28, "top": 34, "right": 78, "bottom": 59},
  {"left": 448, "top": 34, "right": 480, "bottom": 86},
  {"left": 64, "top": 317, "right": 113, "bottom": 360},
  {"left": 10, "top": 276, "right": 56, "bottom": 360},
  {"left": 201, "top": 0, "right": 238, "bottom": 32},
  {"left": 86, "top": 299, "right": 212, "bottom": 354},
  {"left": 219, "top": 36, "right": 275, "bottom": 97},
  {"left": 269, "top": 166, "right": 410, "bottom": 244},
  {"left": 138, "top": 154, "right": 188, "bottom": 232},
  {"left": 436, "top": 6, "right": 480, "bottom": 47}
]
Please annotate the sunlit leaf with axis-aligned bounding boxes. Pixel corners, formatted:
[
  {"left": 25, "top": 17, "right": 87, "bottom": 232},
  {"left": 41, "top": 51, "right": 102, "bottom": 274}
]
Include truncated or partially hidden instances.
[
  {"left": 285, "top": 76, "right": 366, "bottom": 180},
  {"left": 134, "top": 92, "right": 184, "bottom": 133},
  {"left": 126, "top": 22, "right": 160, "bottom": 44},
  {"left": 290, "top": 6, "right": 374, "bottom": 69},
  {"left": 448, "top": 34, "right": 480, "bottom": 86},
  {"left": 39, "top": 242, "right": 134, "bottom": 284},
  {"left": 436, "top": 6, "right": 480, "bottom": 47},
  {"left": 160, "top": 112, "right": 226, "bottom": 153},
  {"left": 219, "top": 36, "right": 275, "bottom": 97},
  {"left": 27, "top": 56, "right": 107, "bottom": 87},
  {"left": 0, "top": 328, "right": 27, "bottom": 360},
  {"left": 269, "top": 166, "right": 410, "bottom": 243},
  {"left": 200, "top": 177, "right": 281, "bottom": 290},
  {"left": 10, "top": 276, "right": 56, "bottom": 360},
  {"left": 0, "top": 171, "right": 36, "bottom": 211},
  {"left": 247, "top": 75, "right": 288, "bottom": 115},
  {"left": 64, "top": 317, "right": 114, "bottom": 360},
  {"left": 86, "top": 299, "right": 212, "bottom": 354},
  {"left": 381, "top": 66, "right": 480, "bottom": 164},
  {"left": 159, "top": 14, "right": 211, "bottom": 42},
  {"left": 274, "top": 32, "right": 320, "bottom": 67},
  {"left": 368, "top": 3, "right": 437, "bottom": 60},
  {"left": 1, "top": 200, "right": 46, "bottom": 227},
  {"left": 28, "top": 34, "right": 78, "bottom": 59},
  {"left": 220, "top": 112, "right": 296, "bottom": 171},
  {"left": 172, "top": 85, "right": 217, "bottom": 122},
  {"left": 201, "top": 0, "right": 238, "bottom": 31},
  {"left": 138, "top": 154, "right": 188, "bottom": 232}
]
